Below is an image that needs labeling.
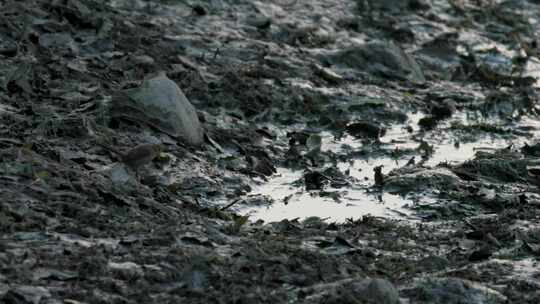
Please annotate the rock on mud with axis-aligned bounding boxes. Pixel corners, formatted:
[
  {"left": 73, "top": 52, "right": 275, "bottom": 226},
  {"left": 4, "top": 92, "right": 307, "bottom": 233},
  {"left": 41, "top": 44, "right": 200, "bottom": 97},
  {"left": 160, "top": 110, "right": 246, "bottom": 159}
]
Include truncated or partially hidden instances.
[
  {"left": 415, "top": 33, "right": 462, "bottom": 80},
  {"left": 325, "top": 41, "right": 425, "bottom": 83},
  {"left": 430, "top": 99, "right": 456, "bottom": 118},
  {"left": 304, "top": 278, "right": 400, "bottom": 303},
  {"left": 38, "top": 33, "right": 79, "bottom": 55},
  {"left": 357, "top": 0, "right": 430, "bottom": 12},
  {"left": 403, "top": 277, "right": 507, "bottom": 304},
  {"left": 384, "top": 168, "right": 461, "bottom": 193},
  {"left": 108, "top": 261, "right": 143, "bottom": 280},
  {"left": 0, "top": 33, "right": 17, "bottom": 56},
  {"left": 346, "top": 121, "right": 386, "bottom": 138},
  {"left": 113, "top": 72, "right": 204, "bottom": 146},
  {"left": 108, "top": 163, "right": 138, "bottom": 189},
  {"left": 3, "top": 286, "right": 52, "bottom": 304},
  {"left": 354, "top": 278, "right": 400, "bottom": 304}
]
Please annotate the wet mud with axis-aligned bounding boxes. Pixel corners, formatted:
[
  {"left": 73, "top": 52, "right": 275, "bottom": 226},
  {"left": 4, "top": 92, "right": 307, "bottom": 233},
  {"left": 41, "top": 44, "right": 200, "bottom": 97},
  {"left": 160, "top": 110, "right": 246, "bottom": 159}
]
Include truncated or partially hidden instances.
[{"left": 1, "top": 0, "right": 540, "bottom": 303}]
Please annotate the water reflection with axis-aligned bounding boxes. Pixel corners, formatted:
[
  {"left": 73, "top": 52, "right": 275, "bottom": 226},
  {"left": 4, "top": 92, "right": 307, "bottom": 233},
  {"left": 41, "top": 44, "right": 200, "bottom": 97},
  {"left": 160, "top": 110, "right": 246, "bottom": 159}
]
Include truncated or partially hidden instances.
[{"left": 242, "top": 112, "right": 540, "bottom": 222}]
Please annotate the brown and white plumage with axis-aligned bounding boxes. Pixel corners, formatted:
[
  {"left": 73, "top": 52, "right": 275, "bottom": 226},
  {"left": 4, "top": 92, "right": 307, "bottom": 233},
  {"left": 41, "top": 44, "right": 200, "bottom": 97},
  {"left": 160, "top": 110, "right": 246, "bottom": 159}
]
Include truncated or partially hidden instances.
[{"left": 97, "top": 142, "right": 162, "bottom": 175}]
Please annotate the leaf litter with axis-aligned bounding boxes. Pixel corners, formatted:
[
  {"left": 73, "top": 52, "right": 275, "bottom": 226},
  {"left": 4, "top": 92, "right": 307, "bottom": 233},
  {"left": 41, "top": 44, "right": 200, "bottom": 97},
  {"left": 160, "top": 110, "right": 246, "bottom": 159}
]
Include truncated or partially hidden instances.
[{"left": 1, "top": 0, "right": 540, "bottom": 303}]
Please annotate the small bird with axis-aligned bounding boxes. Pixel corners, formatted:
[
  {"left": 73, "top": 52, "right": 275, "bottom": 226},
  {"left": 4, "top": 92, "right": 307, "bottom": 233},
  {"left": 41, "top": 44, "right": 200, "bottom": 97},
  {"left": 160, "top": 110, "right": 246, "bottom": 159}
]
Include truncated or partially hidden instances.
[
  {"left": 97, "top": 142, "right": 162, "bottom": 177},
  {"left": 373, "top": 165, "right": 384, "bottom": 187}
]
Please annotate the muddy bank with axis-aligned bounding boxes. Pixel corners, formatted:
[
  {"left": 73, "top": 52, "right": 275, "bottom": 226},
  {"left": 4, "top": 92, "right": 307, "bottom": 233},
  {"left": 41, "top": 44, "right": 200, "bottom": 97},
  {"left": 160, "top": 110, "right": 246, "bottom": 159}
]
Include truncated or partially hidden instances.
[{"left": 1, "top": 0, "right": 540, "bottom": 303}]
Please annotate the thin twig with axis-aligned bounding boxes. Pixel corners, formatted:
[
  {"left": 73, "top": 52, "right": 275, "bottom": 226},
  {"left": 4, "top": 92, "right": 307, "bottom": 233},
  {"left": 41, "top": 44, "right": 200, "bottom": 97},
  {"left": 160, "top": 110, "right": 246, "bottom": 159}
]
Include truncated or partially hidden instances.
[{"left": 220, "top": 198, "right": 242, "bottom": 211}]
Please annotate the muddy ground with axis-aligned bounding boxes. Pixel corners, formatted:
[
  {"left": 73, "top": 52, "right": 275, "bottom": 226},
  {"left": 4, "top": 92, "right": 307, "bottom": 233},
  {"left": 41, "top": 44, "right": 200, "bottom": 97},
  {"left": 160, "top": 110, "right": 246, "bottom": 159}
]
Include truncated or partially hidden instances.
[{"left": 1, "top": 0, "right": 540, "bottom": 303}]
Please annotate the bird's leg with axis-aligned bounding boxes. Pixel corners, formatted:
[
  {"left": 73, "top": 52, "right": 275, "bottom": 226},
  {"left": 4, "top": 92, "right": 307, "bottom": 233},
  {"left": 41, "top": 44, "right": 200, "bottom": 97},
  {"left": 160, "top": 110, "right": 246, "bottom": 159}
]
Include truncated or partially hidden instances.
[{"left": 135, "top": 169, "right": 141, "bottom": 183}]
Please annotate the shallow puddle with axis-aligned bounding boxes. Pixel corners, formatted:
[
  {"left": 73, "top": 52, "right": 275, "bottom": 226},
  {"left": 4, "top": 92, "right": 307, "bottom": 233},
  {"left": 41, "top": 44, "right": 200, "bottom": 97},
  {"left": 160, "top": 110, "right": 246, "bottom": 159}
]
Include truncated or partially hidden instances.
[
  {"left": 242, "top": 112, "right": 540, "bottom": 223},
  {"left": 242, "top": 167, "right": 423, "bottom": 222}
]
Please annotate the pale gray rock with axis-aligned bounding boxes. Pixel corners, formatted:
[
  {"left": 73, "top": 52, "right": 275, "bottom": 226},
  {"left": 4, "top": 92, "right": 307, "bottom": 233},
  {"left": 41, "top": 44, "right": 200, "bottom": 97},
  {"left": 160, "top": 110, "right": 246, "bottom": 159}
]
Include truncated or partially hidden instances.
[
  {"left": 114, "top": 72, "right": 204, "bottom": 145},
  {"left": 108, "top": 261, "right": 143, "bottom": 280},
  {"left": 4, "top": 286, "right": 51, "bottom": 304},
  {"left": 326, "top": 41, "right": 425, "bottom": 83},
  {"left": 402, "top": 277, "right": 507, "bottom": 304},
  {"left": 384, "top": 168, "right": 461, "bottom": 193},
  {"left": 352, "top": 278, "right": 400, "bottom": 304}
]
